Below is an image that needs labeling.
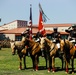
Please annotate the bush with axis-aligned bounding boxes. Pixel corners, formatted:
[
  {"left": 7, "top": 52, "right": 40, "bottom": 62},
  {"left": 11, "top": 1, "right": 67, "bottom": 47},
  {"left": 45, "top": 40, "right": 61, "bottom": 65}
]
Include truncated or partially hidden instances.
[{"left": 1, "top": 40, "right": 11, "bottom": 48}]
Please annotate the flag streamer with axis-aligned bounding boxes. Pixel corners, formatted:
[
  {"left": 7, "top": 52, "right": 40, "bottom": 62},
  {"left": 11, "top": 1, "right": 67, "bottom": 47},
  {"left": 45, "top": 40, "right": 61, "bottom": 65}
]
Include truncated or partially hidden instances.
[{"left": 39, "top": 3, "right": 50, "bottom": 23}]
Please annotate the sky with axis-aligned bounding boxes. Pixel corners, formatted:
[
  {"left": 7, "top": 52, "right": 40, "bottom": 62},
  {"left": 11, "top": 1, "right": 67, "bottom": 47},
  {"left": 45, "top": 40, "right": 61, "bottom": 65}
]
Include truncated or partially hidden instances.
[{"left": 0, "top": 0, "right": 76, "bottom": 26}]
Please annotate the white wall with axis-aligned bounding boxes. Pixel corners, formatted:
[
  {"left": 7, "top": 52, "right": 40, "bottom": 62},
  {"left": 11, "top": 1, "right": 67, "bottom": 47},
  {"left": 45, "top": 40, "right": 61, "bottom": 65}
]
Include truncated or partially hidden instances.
[
  {"left": 5, "top": 34, "right": 15, "bottom": 41},
  {"left": 45, "top": 27, "right": 69, "bottom": 32}
]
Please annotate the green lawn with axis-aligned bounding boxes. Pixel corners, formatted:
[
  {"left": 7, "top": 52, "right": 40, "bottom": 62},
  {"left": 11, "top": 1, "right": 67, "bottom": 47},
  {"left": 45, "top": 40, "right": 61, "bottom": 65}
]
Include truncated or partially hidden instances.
[{"left": 0, "top": 48, "right": 76, "bottom": 75}]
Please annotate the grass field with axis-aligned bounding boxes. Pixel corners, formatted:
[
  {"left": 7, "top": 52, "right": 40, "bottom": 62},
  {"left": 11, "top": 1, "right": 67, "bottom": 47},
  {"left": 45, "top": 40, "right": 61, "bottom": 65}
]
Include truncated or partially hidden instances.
[{"left": 0, "top": 48, "right": 76, "bottom": 75}]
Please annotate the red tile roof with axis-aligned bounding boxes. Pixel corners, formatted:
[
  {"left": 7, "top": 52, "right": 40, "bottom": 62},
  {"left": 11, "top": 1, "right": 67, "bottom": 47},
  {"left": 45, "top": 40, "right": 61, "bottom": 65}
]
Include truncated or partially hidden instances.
[
  {"left": 32, "top": 23, "right": 73, "bottom": 27},
  {"left": 1, "top": 27, "right": 52, "bottom": 34},
  {"left": 60, "top": 31, "right": 69, "bottom": 35},
  {"left": 1, "top": 28, "right": 26, "bottom": 34},
  {"left": 0, "top": 27, "right": 68, "bottom": 35},
  {"left": 44, "top": 24, "right": 72, "bottom": 27}
]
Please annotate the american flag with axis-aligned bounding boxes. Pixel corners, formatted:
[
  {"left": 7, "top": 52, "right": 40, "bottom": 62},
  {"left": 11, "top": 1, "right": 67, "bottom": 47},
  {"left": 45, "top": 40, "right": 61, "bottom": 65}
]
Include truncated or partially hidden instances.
[{"left": 29, "top": 4, "right": 33, "bottom": 40}]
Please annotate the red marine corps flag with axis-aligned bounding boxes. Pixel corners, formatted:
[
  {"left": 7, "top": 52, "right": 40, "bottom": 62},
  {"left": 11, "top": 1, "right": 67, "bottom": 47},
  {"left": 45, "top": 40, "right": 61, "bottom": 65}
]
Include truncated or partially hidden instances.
[
  {"left": 29, "top": 4, "right": 33, "bottom": 40},
  {"left": 38, "top": 3, "right": 49, "bottom": 36}
]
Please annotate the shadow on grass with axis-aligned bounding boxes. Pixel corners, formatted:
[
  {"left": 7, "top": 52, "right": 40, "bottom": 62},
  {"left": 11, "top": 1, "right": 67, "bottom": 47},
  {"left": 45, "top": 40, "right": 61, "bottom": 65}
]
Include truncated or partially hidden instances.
[
  {"left": 25, "top": 66, "right": 47, "bottom": 70},
  {"left": 22, "top": 66, "right": 76, "bottom": 74},
  {"left": 55, "top": 67, "right": 76, "bottom": 74}
]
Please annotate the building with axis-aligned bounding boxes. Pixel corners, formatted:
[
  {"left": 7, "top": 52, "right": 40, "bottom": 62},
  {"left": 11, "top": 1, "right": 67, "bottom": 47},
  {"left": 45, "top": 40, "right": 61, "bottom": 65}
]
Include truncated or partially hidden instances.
[
  {"left": 0, "top": 20, "right": 74, "bottom": 41},
  {"left": 0, "top": 20, "right": 28, "bottom": 30},
  {"left": 44, "top": 23, "right": 74, "bottom": 32}
]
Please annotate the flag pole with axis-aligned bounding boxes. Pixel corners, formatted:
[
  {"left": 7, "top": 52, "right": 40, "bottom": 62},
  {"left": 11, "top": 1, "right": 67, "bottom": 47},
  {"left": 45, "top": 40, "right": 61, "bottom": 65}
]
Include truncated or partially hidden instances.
[
  {"left": 29, "top": 4, "right": 33, "bottom": 40},
  {"left": 0, "top": 18, "right": 1, "bottom": 22}
]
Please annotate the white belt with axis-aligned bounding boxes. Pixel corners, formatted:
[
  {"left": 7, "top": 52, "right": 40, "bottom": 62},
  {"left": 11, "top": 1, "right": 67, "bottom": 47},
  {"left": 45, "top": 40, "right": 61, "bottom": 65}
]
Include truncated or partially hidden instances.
[
  {"left": 70, "top": 39, "right": 75, "bottom": 42},
  {"left": 56, "top": 43, "right": 60, "bottom": 48}
]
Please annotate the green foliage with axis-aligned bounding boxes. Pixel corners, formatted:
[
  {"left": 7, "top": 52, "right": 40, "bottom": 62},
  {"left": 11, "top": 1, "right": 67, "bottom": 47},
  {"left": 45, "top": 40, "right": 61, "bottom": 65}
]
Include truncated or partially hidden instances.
[
  {"left": 0, "top": 48, "right": 76, "bottom": 75},
  {"left": 0, "top": 40, "right": 10, "bottom": 48}
]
